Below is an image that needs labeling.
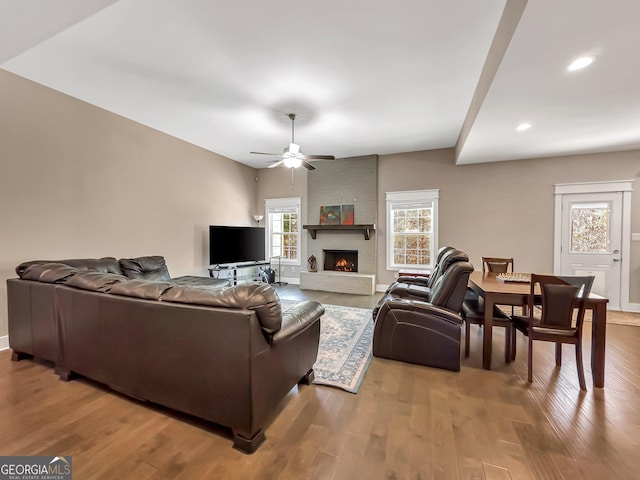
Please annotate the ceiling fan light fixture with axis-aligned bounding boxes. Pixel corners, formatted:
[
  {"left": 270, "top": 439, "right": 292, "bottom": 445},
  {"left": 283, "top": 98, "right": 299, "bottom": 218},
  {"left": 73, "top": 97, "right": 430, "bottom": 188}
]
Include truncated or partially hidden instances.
[
  {"left": 283, "top": 157, "right": 302, "bottom": 169},
  {"left": 567, "top": 56, "right": 595, "bottom": 71},
  {"left": 288, "top": 142, "right": 300, "bottom": 155},
  {"left": 250, "top": 112, "right": 334, "bottom": 170}
]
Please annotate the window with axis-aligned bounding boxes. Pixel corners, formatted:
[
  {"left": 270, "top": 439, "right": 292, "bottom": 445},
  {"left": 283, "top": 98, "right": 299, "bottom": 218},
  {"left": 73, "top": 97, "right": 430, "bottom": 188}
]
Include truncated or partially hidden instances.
[
  {"left": 570, "top": 201, "right": 611, "bottom": 253},
  {"left": 265, "top": 197, "right": 301, "bottom": 265},
  {"left": 386, "top": 189, "right": 439, "bottom": 271}
]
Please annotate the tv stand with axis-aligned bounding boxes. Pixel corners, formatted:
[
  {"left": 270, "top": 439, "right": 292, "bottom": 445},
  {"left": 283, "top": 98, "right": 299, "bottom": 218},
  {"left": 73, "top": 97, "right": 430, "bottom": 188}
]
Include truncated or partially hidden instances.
[{"left": 208, "top": 261, "right": 271, "bottom": 286}]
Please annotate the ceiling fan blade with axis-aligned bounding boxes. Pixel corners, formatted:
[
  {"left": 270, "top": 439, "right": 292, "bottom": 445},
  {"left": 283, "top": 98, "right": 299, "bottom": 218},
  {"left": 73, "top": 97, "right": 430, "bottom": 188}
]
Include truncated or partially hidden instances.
[
  {"left": 268, "top": 160, "right": 285, "bottom": 169},
  {"left": 250, "top": 151, "right": 282, "bottom": 156},
  {"left": 302, "top": 154, "right": 336, "bottom": 160},
  {"left": 301, "top": 161, "right": 316, "bottom": 170}
]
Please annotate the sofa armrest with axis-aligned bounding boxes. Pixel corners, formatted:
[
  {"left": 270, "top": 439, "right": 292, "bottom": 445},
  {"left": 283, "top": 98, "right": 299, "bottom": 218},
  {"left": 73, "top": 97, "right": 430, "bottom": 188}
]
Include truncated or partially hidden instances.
[
  {"left": 381, "top": 298, "right": 463, "bottom": 326},
  {"left": 396, "top": 275, "right": 431, "bottom": 286},
  {"left": 270, "top": 301, "right": 324, "bottom": 346}
]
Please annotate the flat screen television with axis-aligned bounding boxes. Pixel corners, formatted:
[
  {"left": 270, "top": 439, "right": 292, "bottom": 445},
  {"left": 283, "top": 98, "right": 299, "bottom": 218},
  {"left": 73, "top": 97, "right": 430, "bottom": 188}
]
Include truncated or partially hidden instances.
[{"left": 209, "top": 225, "right": 266, "bottom": 266}]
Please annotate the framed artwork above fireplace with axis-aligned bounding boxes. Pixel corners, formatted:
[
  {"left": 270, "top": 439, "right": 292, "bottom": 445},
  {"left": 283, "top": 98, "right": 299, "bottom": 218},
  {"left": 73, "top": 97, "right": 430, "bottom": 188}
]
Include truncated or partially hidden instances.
[
  {"left": 319, "top": 205, "right": 341, "bottom": 225},
  {"left": 340, "top": 204, "right": 354, "bottom": 225}
]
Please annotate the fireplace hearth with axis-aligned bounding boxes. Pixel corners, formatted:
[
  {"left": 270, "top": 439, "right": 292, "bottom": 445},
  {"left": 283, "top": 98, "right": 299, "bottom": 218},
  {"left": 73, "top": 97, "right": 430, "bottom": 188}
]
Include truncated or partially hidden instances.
[{"left": 323, "top": 249, "right": 358, "bottom": 272}]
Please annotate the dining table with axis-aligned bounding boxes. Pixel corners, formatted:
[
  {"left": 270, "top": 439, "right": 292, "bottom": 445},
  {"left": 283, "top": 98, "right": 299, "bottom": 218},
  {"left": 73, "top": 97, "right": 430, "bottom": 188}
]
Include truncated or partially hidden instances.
[{"left": 468, "top": 271, "right": 609, "bottom": 388}]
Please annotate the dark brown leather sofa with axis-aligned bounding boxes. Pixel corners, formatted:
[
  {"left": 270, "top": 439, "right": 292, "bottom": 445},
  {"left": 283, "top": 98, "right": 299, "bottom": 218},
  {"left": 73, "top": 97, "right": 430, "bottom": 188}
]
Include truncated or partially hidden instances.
[
  {"left": 8, "top": 256, "right": 228, "bottom": 364},
  {"left": 372, "top": 248, "right": 473, "bottom": 372},
  {"left": 7, "top": 257, "right": 323, "bottom": 453}
]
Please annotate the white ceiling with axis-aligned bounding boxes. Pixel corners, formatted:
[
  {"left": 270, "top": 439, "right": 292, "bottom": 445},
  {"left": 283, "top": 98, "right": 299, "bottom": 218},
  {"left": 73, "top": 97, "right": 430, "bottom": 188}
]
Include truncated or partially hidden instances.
[{"left": 2, "top": 0, "right": 639, "bottom": 169}]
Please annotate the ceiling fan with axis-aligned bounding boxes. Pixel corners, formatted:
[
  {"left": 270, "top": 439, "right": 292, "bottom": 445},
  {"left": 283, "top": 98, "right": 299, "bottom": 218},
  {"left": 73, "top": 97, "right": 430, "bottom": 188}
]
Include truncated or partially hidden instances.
[{"left": 251, "top": 113, "right": 335, "bottom": 170}]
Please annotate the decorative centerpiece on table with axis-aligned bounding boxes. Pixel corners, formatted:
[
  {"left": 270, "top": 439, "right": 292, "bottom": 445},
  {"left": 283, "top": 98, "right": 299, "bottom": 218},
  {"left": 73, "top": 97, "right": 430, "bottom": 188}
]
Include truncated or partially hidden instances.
[{"left": 496, "top": 273, "right": 531, "bottom": 283}]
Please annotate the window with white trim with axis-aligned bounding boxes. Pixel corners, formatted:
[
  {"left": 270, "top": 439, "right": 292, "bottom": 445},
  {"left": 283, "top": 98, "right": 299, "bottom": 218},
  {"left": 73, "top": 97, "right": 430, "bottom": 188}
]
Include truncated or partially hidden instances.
[
  {"left": 265, "top": 197, "right": 301, "bottom": 265},
  {"left": 386, "top": 189, "right": 439, "bottom": 271}
]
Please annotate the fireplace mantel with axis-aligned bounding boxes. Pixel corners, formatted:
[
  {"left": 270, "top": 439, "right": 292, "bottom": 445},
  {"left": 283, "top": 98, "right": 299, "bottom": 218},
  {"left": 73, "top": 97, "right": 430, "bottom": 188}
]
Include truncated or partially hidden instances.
[{"left": 303, "top": 224, "right": 376, "bottom": 240}]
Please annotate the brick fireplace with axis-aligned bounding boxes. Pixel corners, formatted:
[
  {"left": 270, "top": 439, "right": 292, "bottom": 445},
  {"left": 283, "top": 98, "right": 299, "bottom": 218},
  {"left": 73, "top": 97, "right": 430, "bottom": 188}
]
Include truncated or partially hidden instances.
[{"left": 300, "top": 155, "right": 378, "bottom": 295}]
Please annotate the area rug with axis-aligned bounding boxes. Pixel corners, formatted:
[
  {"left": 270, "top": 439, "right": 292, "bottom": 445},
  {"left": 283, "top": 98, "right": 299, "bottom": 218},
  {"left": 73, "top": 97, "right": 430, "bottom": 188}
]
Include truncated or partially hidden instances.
[{"left": 281, "top": 300, "right": 374, "bottom": 393}]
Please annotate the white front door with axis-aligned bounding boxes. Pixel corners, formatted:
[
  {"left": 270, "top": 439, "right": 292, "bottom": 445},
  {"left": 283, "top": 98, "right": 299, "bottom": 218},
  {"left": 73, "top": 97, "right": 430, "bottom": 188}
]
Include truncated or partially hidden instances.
[{"left": 559, "top": 192, "right": 622, "bottom": 309}]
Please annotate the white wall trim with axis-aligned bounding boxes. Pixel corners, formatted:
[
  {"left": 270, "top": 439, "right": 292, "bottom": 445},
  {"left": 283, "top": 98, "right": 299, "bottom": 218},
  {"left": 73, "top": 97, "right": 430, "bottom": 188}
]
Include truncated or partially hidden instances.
[
  {"left": 554, "top": 180, "right": 635, "bottom": 310},
  {"left": 554, "top": 180, "right": 634, "bottom": 195},
  {"left": 620, "top": 189, "right": 633, "bottom": 311},
  {"left": 279, "top": 276, "right": 300, "bottom": 285},
  {"left": 385, "top": 189, "right": 440, "bottom": 271},
  {"left": 265, "top": 196, "right": 302, "bottom": 267},
  {"left": 264, "top": 196, "right": 302, "bottom": 209},
  {"left": 0, "top": 335, "right": 8, "bottom": 351},
  {"left": 624, "top": 303, "right": 640, "bottom": 313}
]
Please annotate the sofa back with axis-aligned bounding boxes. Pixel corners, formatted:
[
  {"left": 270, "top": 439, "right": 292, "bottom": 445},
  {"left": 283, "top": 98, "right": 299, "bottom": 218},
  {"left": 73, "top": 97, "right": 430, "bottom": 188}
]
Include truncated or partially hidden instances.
[
  {"left": 16, "top": 255, "right": 174, "bottom": 281},
  {"left": 13, "top": 260, "right": 284, "bottom": 337},
  {"left": 429, "top": 260, "right": 474, "bottom": 312},
  {"left": 426, "top": 246, "right": 456, "bottom": 288},
  {"left": 432, "top": 248, "right": 468, "bottom": 282},
  {"left": 16, "top": 257, "right": 123, "bottom": 277},
  {"left": 119, "top": 256, "right": 172, "bottom": 281}
]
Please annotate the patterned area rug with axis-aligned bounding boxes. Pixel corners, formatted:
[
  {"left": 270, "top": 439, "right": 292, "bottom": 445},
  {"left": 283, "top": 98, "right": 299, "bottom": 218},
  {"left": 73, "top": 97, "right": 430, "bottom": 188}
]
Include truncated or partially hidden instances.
[{"left": 281, "top": 300, "right": 373, "bottom": 393}]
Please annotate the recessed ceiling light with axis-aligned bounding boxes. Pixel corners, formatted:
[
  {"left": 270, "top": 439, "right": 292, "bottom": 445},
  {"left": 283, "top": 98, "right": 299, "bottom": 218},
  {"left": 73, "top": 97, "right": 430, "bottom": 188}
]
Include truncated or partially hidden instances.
[
  {"left": 516, "top": 123, "right": 531, "bottom": 132},
  {"left": 567, "top": 56, "right": 595, "bottom": 71}
]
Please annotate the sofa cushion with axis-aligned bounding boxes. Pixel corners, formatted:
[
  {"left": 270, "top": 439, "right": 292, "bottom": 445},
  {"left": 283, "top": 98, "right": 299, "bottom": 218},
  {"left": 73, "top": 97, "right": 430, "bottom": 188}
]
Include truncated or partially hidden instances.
[
  {"left": 21, "top": 262, "right": 78, "bottom": 283},
  {"left": 66, "top": 271, "right": 130, "bottom": 293},
  {"left": 162, "top": 282, "right": 283, "bottom": 334},
  {"left": 172, "top": 275, "right": 229, "bottom": 288},
  {"left": 16, "top": 257, "right": 122, "bottom": 277},
  {"left": 109, "top": 279, "right": 175, "bottom": 300},
  {"left": 119, "top": 256, "right": 172, "bottom": 282}
]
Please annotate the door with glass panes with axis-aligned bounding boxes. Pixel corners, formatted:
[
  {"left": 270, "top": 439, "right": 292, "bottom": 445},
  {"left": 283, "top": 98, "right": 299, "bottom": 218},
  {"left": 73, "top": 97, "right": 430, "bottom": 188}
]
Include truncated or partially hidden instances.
[{"left": 559, "top": 192, "right": 622, "bottom": 308}]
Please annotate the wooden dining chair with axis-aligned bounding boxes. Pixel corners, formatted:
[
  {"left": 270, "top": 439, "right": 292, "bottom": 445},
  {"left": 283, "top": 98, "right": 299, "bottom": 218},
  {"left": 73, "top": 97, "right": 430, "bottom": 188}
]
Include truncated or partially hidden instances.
[
  {"left": 461, "top": 296, "right": 515, "bottom": 363},
  {"left": 462, "top": 255, "right": 516, "bottom": 362},
  {"left": 512, "top": 274, "right": 594, "bottom": 390},
  {"left": 482, "top": 257, "right": 514, "bottom": 274},
  {"left": 482, "top": 256, "right": 523, "bottom": 315}
]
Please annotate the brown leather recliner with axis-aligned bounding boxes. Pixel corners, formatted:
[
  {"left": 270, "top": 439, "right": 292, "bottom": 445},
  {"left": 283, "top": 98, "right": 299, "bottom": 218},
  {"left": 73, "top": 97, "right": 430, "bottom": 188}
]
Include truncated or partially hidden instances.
[
  {"left": 385, "top": 248, "right": 469, "bottom": 301},
  {"left": 384, "top": 245, "right": 455, "bottom": 293},
  {"left": 372, "top": 247, "right": 469, "bottom": 320},
  {"left": 373, "top": 259, "right": 474, "bottom": 372}
]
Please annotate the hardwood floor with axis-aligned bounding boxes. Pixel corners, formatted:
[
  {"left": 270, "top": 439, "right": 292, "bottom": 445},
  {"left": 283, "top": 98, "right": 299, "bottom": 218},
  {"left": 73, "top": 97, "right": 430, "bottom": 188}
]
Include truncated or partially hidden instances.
[{"left": 1, "top": 286, "right": 640, "bottom": 479}]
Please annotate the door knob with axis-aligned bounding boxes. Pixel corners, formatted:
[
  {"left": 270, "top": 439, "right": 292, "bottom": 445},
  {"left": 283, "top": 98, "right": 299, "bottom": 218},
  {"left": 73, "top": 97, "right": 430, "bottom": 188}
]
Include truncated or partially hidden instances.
[{"left": 613, "top": 258, "right": 621, "bottom": 262}]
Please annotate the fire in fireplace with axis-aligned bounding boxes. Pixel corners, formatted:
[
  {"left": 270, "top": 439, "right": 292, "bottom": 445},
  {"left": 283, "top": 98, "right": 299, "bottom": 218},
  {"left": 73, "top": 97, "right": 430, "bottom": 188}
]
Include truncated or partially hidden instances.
[{"left": 323, "top": 249, "right": 358, "bottom": 272}]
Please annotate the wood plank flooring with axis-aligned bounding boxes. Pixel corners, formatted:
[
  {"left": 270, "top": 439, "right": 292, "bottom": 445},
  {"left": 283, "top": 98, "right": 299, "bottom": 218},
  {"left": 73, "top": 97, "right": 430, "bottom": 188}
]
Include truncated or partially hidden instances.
[{"left": 1, "top": 285, "right": 639, "bottom": 479}]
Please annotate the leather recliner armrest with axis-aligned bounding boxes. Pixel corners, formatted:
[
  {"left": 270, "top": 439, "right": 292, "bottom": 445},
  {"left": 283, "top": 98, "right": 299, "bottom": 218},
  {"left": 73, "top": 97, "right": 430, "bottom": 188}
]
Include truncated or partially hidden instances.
[
  {"left": 396, "top": 275, "right": 431, "bottom": 286},
  {"left": 381, "top": 298, "right": 463, "bottom": 326},
  {"left": 270, "top": 301, "right": 324, "bottom": 346}
]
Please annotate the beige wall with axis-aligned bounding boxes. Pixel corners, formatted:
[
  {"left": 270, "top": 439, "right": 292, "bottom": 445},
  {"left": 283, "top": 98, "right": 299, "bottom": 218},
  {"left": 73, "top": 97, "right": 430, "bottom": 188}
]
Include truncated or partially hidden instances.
[
  {"left": 255, "top": 167, "right": 308, "bottom": 280},
  {"left": 0, "top": 70, "right": 258, "bottom": 337},
  {"left": 377, "top": 148, "right": 640, "bottom": 303}
]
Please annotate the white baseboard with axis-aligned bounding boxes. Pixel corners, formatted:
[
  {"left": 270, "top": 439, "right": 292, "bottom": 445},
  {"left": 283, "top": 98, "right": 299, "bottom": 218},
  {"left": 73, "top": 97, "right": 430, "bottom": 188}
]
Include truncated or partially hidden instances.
[
  {"left": 0, "top": 335, "right": 8, "bottom": 351},
  {"left": 376, "top": 284, "right": 390, "bottom": 293},
  {"left": 280, "top": 276, "right": 300, "bottom": 285},
  {"left": 622, "top": 303, "right": 640, "bottom": 313}
]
